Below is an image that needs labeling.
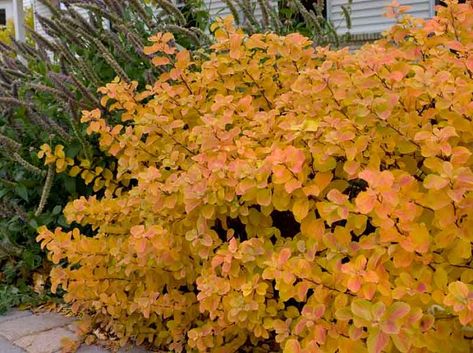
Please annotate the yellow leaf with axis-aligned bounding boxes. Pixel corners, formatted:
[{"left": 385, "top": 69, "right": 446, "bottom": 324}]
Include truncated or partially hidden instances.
[
  {"left": 69, "top": 166, "right": 81, "bottom": 177},
  {"left": 292, "top": 198, "right": 310, "bottom": 222},
  {"left": 433, "top": 266, "right": 448, "bottom": 290},
  {"left": 256, "top": 189, "right": 272, "bottom": 206},
  {"left": 284, "top": 339, "right": 301, "bottom": 353},
  {"left": 81, "top": 170, "right": 95, "bottom": 185},
  {"left": 448, "top": 238, "right": 471, "bottom": 264},
  {"left": 300, "top": 213, "right": 323, "bottom": 239}
]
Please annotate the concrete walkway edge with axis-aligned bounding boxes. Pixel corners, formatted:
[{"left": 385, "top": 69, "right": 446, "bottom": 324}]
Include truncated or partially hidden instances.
[{"left": 0, "top": 310, "right": 151, "bottom": 353}]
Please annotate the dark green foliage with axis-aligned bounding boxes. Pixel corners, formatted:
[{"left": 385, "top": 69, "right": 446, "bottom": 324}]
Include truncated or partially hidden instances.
[{"left": 0, "top": 0, "right": 209, "bottom": 313}]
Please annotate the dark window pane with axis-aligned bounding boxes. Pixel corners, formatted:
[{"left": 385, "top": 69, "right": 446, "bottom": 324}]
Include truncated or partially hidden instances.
[
  {"left": 0, "top": 9, "right": 6, "bottom": 26},
  {"left": 436, "top": 0, "right": 466, "bottom": 5}
]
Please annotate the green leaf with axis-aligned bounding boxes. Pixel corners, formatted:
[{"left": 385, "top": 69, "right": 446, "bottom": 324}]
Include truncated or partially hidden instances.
[
  {"left": 66, "top": 142, "right": 82, "bottom": 158},
  {"left": 52, "top": 205, "right": 62, "bottom": 216},
  {"left": 341, "top": 5, "right": 352, "bottom": 30},
  {"left": 57, "top": 215, "right": 68, "bottom": 228},
  {"left": 64, "top": 176, "right": 77, "bottom": 195},
  {"left": 15, "top": 184, "right": 29, "bottom": 202},
  {"left": 29, "top": 219, "right": 38, "bottom": 229}
]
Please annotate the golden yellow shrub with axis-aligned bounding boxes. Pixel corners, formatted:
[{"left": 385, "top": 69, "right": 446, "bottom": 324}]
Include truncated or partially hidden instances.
[{"left": 38, "top": 2, "right": 473, "bottom": 352}]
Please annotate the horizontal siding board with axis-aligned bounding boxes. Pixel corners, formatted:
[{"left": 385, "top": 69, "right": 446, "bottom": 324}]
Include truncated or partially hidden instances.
[
  {"left": 331, "top": 0, "right": 429, "bottom": 5},
  {"left": 328, "top": 0, "right": 434, "bottom": 34},
  {"left": 333, "top": 7, "right": 430, "bottom": 22},
  {"left": 33, "top": 0, "right": 52, "bottom": 37},
  {"left": 207, "top": 1, "right": 230, "bottom": 18},
  {"left": 205, "top": 0, "right": 278, "bottom": 22},
  {"left": 339, "top": 23, "right": 392, "bottom": 33},
  {"left": 331, "top": 0, "right": 430, "bottom": 8},
  {"left": 332, "top": 3, "right": 430, "bottom": 15}
]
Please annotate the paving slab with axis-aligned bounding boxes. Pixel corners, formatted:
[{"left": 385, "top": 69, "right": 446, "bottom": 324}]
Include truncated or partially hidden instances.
[
  {"left": 118, "top": 347, "right": 152, "bottom": 353},
  {"left": 76, "top": 346, "right": 109, "bottom": 353},
  {"left": 0, "top": 312, "right": 73, "bottom": 341},
  {"left": 67, "top": 323, "right": 78, "bottom": 332},
  {"left": 0, "top": 335, "right": 26, "bottom": 353},
  {"left": 0, "top": 310, "right": 154, "bottom": 353},
  {"left": 13, "top": 327, "right": 76, "bottom": 353},
  {"left": 76, "top": 345, "right": 152, "bottom": 353},
  {"left": 0, "top": 310, "right": 33, "bottom": 324}
]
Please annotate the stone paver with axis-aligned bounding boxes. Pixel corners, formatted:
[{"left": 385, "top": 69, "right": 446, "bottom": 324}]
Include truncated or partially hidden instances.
[
  {"left": 0, "top": 310, "right": 154, "bottom": 353},
  {"left": 14, "top": 327, "right": 76, "bottom": 353},
  {"left": 77, "top": 345, "right": 151, "bottom": 353},
  {"left": 0, "top": 310, "right": 33, "bottom": 323},
  {"left": 118, "top": 347, "right": 151, "bottom": 353},
  {"left": 0, "top": 312, "right": 73, "bottom": 341},
  {"left": 0, "top": 336, "right": 26, "bottom": 353},
  {"left": 76, "top": 346, "right": 109, "bottom": 353}
]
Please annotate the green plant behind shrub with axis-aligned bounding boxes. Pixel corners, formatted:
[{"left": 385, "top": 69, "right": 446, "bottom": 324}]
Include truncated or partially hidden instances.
[{"left": 0, "top": 0, "right": 206, "bottom": 312}]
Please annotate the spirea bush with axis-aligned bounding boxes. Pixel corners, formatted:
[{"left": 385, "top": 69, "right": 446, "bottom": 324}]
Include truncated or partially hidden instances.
[
  {"left": 38, "top": 2, "right": 473, "bottom": 352},
  {"left": 0, "top": 0, "right": 341, "bottom": 309}
]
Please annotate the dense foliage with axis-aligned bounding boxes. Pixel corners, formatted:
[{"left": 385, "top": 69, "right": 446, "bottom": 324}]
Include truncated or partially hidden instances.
[
  {"left": 0, "top": 20, "right": 15, "bottom": 44},
  {"left": 1, "top": 0, "right": 201, "bottom": 312},
  {"left": 0, "top": 0, "right": 342, "bottom": 312},
  {"left": 38, "top": 1, "right": 473, "bottom": 352}
]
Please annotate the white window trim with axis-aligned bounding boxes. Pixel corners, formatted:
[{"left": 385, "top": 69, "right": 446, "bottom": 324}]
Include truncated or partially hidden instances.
[{"left": 13, "top": 0, "right": 25, "bottom": 41}]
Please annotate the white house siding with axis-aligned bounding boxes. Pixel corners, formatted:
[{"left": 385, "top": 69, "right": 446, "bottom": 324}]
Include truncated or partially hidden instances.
[
  {"left": 63, "top": 3, "right": 88, "bottom": 20},
  {"left": 205, "top": 0, "right": 237, "bottom": 18},
  {"left": 28, "top": 0, "right": 274, "bottom": 37},
  {"left": 328, "top": 0, "right": 435, "bottom": 34},
  {"left": 0, "top": 0, "right": 14, "bottom": 22},
  {"left": 33, "top": 1, "right": 91, "bottom": 36},
  {"left": 204, "top": 0, "right": 278, "bottom": 24},
  {"left": 32, "top": 0, "right": 52, "bottom": 37}
]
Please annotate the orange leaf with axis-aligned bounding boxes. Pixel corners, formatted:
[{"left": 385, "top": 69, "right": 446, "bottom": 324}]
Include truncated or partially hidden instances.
[{"left": 152, "top": 56, "right": 171, "bottom": 66}]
